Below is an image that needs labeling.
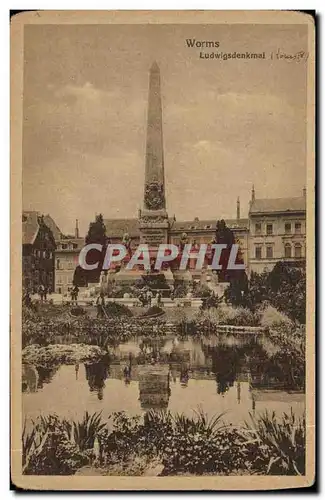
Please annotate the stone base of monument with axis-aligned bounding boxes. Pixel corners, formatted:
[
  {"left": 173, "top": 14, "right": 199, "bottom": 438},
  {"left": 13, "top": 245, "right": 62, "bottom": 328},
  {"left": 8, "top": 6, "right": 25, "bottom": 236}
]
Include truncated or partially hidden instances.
[
  {"left": 172, "top": 270, "right": 193, "bottom": 283},
  {"left": 162, "top": 268, "right": 174, "bottom": 286},
  {"left": 113, "top": 268, "right": 143, "bottom": 285}
]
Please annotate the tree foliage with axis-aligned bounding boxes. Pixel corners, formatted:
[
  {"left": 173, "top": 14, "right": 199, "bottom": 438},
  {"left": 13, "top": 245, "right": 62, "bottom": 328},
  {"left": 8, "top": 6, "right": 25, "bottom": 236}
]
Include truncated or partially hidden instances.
[
  {"left": 230, "top": 263, "right": 306, "bottom": 323},
  {"left": 74, "top": 214, "right": 108, "bottom": 286}
]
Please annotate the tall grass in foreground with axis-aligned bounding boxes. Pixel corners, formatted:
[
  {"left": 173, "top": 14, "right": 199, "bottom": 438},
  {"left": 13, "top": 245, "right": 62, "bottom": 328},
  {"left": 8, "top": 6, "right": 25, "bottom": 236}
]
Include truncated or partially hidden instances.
[
  {"left": 22, "top": 411, "right": 106, "bottom": 474},
  {"left": 144, "top": 407, "right": 226, "bottom": 437},
  {"left": 22, "top": 408, "right": 305, "bottom": 476},
  {"left": 244, "top": 409, "right": 305, "bottom": 475}
]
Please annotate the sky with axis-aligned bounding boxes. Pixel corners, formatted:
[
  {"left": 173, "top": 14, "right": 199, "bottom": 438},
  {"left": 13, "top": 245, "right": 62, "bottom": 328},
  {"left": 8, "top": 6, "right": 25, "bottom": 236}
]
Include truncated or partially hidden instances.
[{"left": 22, "top": 23, "right": 308, "bottom": 235}]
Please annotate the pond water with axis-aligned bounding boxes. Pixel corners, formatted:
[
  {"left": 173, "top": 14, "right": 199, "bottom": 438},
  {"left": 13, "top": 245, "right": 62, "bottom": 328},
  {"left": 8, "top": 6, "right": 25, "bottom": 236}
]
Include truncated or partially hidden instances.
[{"left": 22, "top": 335, "right": 305, "bottom": 426}]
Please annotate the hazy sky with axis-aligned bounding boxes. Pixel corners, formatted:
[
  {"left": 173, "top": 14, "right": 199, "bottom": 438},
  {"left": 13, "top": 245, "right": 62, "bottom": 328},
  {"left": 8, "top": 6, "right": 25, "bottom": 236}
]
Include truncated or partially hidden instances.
[{"left": 22, "top": 23, "right": 308, "bottom": 235}]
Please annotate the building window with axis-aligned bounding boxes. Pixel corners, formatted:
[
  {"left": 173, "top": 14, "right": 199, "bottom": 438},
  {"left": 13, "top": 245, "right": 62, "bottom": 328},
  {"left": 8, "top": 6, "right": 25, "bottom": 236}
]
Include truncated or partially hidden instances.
[
  {"left": 295, "top": 222, "right": 302, "bottom": 234},
  {"left": 294, "top": 243, "right": 302, "bottom": 258},
  {"left": 284, "top": 243, "right": 292, "bottom": 258},
  {"left": 285, "top": 223, "right": 291, "bottom": 234},
  {"left": 62, "top": 244, "right": 68, "bottom": 249},
  {"left": 266, "top": 246, "right": 273, "bottom": 259},
  {"left": 255, "top": 246, "right": 262, "bottom": 259},
  {"left": 73, "top": 243, "right": 78, "bottom": 249},
  {"left": 266, "top": 224, "right": 273, "bottom": 235},
  {"left": 255, "top": 223, "right": 261, "bottom": 235},
  {"left": 56, "top": 259, "right": 60, "bottom": 270}
]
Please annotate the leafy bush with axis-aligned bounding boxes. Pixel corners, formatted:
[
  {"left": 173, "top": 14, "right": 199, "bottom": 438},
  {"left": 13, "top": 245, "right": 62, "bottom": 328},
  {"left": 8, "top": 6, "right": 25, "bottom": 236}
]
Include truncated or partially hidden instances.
[
  {"left": 104, "top": 302, "right": 133, "bottom": 317},
  {"left": 193, "top": 283, "right": 211, "bottom": 298},
  {"left": 23, "top": 415, "right": 91, "bottom": 475},
  {"left": 259, "top": 304, "right": 293, "bottom": 329},
  {"left": 66, "top": 411, "right": 107, "bottom": 451},
  {"left": 199, "top": 305, "right": 260, "bottom": 327},
  {"left": 70, "top": 306, "right": 86, "bottom": 317},
  {"left": 224, "top": 307, "right": 260, "bottom": 327},
  {"left": 23, "top": 409, "right": 305, "bottom": 476},
  {"left": 140, "top": 306, "right": 165, "bottom": 318},
  {"left": 247, "top": 264, "right": 306, "bottom": 324},
  {"left": 244, "top": 410, "right": 305, "bottom": 475},
  {"left": 173, "top": 283, "right": 189, "bottom": 298}
]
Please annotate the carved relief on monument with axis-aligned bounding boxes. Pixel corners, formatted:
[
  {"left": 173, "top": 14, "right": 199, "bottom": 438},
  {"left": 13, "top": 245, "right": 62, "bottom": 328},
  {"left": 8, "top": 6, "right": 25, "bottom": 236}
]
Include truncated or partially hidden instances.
[
  {"left": 140, "top": 215, "right": 167, "bottom": 223},
  {"left": 144, "top": 181, "right": 165, "bottom": 210}
]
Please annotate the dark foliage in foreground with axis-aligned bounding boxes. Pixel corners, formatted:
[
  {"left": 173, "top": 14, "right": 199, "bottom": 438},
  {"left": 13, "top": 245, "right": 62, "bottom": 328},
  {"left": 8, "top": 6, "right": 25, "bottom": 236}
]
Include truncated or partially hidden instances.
[{"left": 23, "top": 409, "right": 305, "bottom": 476}]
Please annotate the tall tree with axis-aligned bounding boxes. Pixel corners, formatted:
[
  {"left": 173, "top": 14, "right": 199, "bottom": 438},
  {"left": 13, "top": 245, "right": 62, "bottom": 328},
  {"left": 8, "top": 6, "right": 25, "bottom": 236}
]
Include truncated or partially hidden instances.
[
  {"left": 85, "top": 214, "right": 107, "bottom": 246},
  {"left": 74, "top": 214, "right": 108, "bottom": 286}
]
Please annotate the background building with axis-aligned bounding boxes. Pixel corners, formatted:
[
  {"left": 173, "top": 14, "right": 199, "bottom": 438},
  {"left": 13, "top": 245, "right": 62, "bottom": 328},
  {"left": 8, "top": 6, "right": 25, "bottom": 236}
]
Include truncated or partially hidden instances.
[
  {"left": 54, "top": 220, "right": 84, "bottom": 294},
  {"left": 248, "top": 187, "right": 306, "bottom": 274},
  {"left": 22, "top": 211, "right": 56, "bottom": 292}
]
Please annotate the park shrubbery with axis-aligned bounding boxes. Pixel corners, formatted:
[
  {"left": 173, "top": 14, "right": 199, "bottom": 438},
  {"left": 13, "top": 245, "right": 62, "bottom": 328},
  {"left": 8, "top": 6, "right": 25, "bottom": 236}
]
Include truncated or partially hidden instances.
[
  {"left": 225, "top": 263, "right": 306, "bottom": 324},
  {"left": 104, "top": 301, "right": 133, "bottom": 317},
  {"left": 23, "top": 409, "right": 305, "bottom": 476},
  {"left": 195, "top": 305, "right": 260, "bottom": 328}
]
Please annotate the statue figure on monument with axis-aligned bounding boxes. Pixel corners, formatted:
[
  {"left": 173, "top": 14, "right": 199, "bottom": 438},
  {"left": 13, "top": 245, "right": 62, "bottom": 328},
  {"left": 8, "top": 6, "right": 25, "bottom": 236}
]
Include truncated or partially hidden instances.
[
  {"left": 180, "top": 232, "right": 189, "bottom": 250},
  {"left": 122, "top": 232, "right": 131, "bottom": 246}
]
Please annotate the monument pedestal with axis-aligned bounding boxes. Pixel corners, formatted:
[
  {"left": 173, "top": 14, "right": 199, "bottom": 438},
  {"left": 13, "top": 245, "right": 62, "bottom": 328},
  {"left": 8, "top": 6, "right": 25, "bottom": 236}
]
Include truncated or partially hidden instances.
[
  {"left": 114, "top": 268, "right": 144, "bottom": 285},
  {"left": 173, "top": 270, "right": 193, "bottom": 283},
  {"left": 139, "top": 210, "right": 169, "bottom": 249}
]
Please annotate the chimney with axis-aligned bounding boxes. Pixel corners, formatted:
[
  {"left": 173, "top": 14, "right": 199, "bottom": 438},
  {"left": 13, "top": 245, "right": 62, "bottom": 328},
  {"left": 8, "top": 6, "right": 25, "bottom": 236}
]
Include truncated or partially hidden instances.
[
  {"left": 303, "top": 186, "right": 306, "bottom": 197},
  {"left": 251, "top": 184, "right": 256, "bottom": 203},
  {"left": 236, "top": 197, "right": 240, "bottom": 221},
  {"left": 75, "top": 219, "right": 79, "bottom": 238}
]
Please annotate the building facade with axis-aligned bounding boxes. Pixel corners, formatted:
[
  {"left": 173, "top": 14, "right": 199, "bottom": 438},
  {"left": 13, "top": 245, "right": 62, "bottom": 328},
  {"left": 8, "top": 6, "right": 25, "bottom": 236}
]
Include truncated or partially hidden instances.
[
  {"left": 248, "top": 188, "right": 306, "bottom": 274},
  {"left": 54, "top": 220, "right": 84, "bottom": 294},
  {"left": 22, "top": 211, "right": 56, "bottom": 292},
  {"left": 103, "top": 187, "right": 306, "bottom": 278}
]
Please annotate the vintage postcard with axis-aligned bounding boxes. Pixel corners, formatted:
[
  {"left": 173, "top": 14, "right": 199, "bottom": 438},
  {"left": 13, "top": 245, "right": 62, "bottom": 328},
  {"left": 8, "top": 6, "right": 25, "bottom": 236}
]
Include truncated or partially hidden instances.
[{"left": 11, "top": 10, "right": 315, "bottom": 490}]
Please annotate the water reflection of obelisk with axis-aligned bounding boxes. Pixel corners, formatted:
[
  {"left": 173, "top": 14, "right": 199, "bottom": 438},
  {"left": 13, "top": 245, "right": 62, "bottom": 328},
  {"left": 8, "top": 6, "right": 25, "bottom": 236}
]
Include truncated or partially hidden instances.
[
  {"left": 139, "top": 62, "right": 169, "bottom": 254},
  {"left": 138, "top": 365, "right": 170, "bottom": 410}
]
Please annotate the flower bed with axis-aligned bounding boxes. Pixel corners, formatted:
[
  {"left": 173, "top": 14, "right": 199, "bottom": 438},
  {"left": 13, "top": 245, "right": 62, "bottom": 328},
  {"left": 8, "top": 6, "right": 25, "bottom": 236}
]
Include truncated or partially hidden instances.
[{"left": 22, "top": 343, "right": 106, "bottom": 366}]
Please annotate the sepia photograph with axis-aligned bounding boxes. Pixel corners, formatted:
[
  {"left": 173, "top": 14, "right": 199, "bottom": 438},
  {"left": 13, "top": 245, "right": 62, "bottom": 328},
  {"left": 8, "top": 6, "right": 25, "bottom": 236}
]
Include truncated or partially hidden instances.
[{"left": 11, "top": 10, "right": 315, "bottom": 490}]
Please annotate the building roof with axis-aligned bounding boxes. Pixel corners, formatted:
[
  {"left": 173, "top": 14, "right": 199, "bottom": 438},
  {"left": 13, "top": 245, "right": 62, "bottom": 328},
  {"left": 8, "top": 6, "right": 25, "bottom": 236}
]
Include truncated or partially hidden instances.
[
  {"left": 23, "top": 211, "right": 61, "bottom": 246},
  {"left": 171, "top": 218, "right": 249, "bottom": 232},
  {"left": 43, "top": 214, "right": 63, "bottom": 240},
  {"left": 22, "top": 211, "right": 39, "bottom": 245},
  {"left": 104, "top": 218, "right": 140, "bottom": 238},
  {"left": 104, "top": 217, "right": 248, "bottom": 238},
  {"left": 250, "top": 197, "right": 306, "bottom": 215}
]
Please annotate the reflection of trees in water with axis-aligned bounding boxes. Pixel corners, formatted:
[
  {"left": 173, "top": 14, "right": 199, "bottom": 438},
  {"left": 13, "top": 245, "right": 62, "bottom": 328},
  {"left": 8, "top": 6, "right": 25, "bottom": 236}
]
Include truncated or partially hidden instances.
[
  {"left": 36, "top": 365, "right": 60, "bottom": 389},
  {"left": 22, "top": 364, "right": 38, "bottom": 393},
  {"left": 210, "top": 345, "right": 242, "bottom": 395},
  {"left": 205, "top": 341, "right": 270, "bottom": 395},
  {"left": 85, "top": 357, "right": 110, "bottom": 400},
  {"left": 22, "top": 364, "right": 60, "bottom": 393}
]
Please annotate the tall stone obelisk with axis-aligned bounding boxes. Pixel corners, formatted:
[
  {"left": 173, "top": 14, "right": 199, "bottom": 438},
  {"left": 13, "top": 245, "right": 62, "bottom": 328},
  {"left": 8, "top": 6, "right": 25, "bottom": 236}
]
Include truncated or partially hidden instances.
[{"left": 140, "top": 62, "right": 169, "bottom": 247}]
